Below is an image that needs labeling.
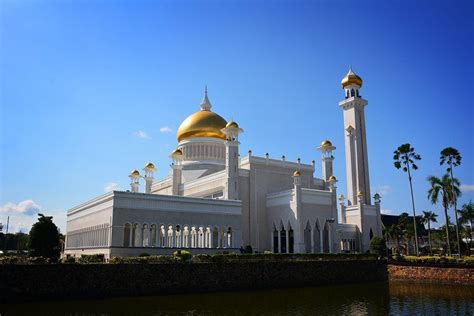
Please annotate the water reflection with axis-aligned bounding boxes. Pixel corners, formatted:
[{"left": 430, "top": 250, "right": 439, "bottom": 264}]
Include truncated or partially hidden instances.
[{"left": 1, "top": 282, "right": 472, "bottom": 316}]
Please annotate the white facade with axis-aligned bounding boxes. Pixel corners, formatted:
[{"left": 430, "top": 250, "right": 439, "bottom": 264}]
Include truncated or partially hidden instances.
[{"left": 64, "top": 69, "right": 382, "bottom": 258}]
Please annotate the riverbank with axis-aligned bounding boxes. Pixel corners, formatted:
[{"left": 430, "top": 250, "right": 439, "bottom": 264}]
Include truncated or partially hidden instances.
[
  {"left": 0, "top": 259, "right": 386, "bottom": 303},
  {"left": 388, "top": 263, "right": 474, "bottom": 285}
]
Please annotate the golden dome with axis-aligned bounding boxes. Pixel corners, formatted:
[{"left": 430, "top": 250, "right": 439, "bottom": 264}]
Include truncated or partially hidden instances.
[
  {"left": 171, "top": 148, "right": 183, "bottom": 157},
  {"left": 226, "top": 120, "right": 239, "bottom": 128},
  {"left": 357, "top": 191, "right": 364, "bottom": 197},
  {"left": 341, "top": 67, "right": 363, "bottom": 88},
  {"left": 329, "top": 175, "right": 337, "bottom": 182},
  {"left": 320, "top": 140, "right": 333, "bottom": 148},
  {"left": 130, "top": 169, "right": 140, "bottom": 177},
  {"left": 176, "top": 110, "right": 227, "bottom": 142},
  {"left": 144, "top": 162, "right": 155, "bottom": 170},
  {"left": 293, "top": 170, "right": 301, "bottom": 177}
]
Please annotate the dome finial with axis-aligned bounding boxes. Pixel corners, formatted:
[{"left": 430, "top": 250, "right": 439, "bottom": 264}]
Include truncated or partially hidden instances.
[{"left": 201, "top": 85, "right": 212, "bottom": 111}]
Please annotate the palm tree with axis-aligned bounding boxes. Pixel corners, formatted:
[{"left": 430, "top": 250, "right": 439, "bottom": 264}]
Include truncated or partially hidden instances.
[
  {"left": 427, "top": 174, "right": 461, "bottom": 256},
  {"left": 440, "top": 147, "right": 462, "bottom": 255},
  {"left": 394, "top": 144, "right": 421, "bottom": 255},
  {"left": 421, "top": 211, "right": 438, "bottom": 255}
]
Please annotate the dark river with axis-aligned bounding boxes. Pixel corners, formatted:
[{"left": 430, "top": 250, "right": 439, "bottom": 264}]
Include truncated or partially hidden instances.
[{"left": 1, "top": 281, "right": 473, "bottom": 315}]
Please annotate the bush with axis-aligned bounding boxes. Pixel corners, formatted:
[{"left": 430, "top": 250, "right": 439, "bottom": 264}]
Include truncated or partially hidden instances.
[
  {"left": 369, "top": 237, "right": 387, "bottom": 257},
  {"left": 244, "top": 245, "right": 253, "bottom": 254},
  {"left": 108, "top": 255, "right": 179, "bottom": 264},
  {"left": 139, "top": 253, "right": 150, "bottom": 257},
  {"left": 78, "top": 254, "right": 105, "bottom": 264},
  {"left": 173, "top": 250, "right": 192, "bottom": 262},
  {"left": 60, "top": 256, "right": 76, "bottom": 264}
]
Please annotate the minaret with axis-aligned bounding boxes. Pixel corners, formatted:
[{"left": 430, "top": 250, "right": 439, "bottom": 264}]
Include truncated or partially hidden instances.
[
  {"left": 221, "top": 120, "right": 243, "bottom": 200},
  {"left": 200, "top": 85, "right": 212, "bottom": 111},
  {"left": 143, "top": 162, "right": 156, "bottom": 194},
  {"left": 317, "top": 140, "right": 336, "bottom": 183},
  {"left": 129, "top": 169, "right": 140, "bottom": 193},
  {"left": 339, "top": 67, "right": 371, "bottom": 206},
  {"left": 170, "top": 149, "right": 183, "bottom": 196}
]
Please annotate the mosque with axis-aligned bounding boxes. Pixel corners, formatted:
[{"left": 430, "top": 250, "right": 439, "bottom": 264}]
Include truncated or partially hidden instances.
[{"left": 64, "top": 68, "right": 382, "bottom": 258}]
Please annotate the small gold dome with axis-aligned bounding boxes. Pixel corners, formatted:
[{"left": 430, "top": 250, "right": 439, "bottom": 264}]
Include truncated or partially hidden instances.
[
  {"left": 341, "top": 67, "right": 363, "bottom": 88},
  {"left": 176, "top": 110, "right": 227, "bottom": 142},
  {"left": 329, "top": 175, "right": 337, "bottom": 182},
  {"left": 226, "top": 120, "right": 239, "bottom": 128},
  {"left": 293, "top": 170, "right": 301, "bottom": 177},
  {"left": 144, "top": 162, "right": 156, "bottom": 171},
  {"left": 357, "top": 191, "right": 364, "bottom": 197},
  {"left": 320, "top": 140, "right": 333, "bottom": 148},
  {"left": 171, "top": 148, "right": 183, "bottom": 157},
  {"left": 130, "top": 169, "right": 140, "bottom": 177}
]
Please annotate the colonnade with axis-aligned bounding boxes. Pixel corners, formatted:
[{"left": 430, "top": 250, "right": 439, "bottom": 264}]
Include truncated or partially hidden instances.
[
  {"left": 123, "top": 223, "right": 234, "bottom": 249},
  {"left": 272, "top": 221, "right": 332, "bottom": 254},
  {"left": 66, "top": 224, "right": 109, "bottom": 249}
]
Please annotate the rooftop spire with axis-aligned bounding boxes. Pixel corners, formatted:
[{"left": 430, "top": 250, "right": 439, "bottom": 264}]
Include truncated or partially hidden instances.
[{"left": 200, "top": 85, "right": 212, "bottom": 111}]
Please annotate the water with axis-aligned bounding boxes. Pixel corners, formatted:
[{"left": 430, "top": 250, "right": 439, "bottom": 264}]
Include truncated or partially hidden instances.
[{"left": 1, "top": 282, "right": 473, "bottom": 315}]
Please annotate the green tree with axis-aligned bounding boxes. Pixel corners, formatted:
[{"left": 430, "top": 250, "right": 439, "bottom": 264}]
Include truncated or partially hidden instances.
[
  {"left": 421, "top": 211, "right": 438, "bottom": 255},
  {"left": 393, "top": 143, "right": 421, "bottom": 256},
  {"left": 427, "top": 174, "right": 461, "bottom": 256},
  {"left": 459, "top": 201, "right": 474, "bottom": 231},
  {"left": 27, "top": 213, "right": 60, "bottom": 261},
  {"left": 369, "top": 236, "right": 387, "bottom": 257},
  {"left": 440, "top": 147, "right": 462, "bottom": 255}
]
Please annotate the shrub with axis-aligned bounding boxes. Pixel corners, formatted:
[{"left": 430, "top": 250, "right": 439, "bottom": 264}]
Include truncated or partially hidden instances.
[
  {"left": 173, "top": 250, "right": 192, "bottom": 262},
  {"left": 60, "top": 256, "right": 76, "bottom": 264},
  {"left": 244, "top": 245, "right": 253, "bottom": 254},
  {"left": 139, "top": 253, "right": 150, "bottom": 257},
  {"left": 369, "top": 237, "right": 387, "bottom": 257},
  {"left": 78, "top": 254, "right": 105, "bottom": 264}
]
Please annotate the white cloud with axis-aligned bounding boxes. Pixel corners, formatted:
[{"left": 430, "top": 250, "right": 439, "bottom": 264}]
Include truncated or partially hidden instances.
[
  {"left": 159, "top": 126, "right": 172, "bottom": 133},
  {"left": 460, "top": 184, "right": 474, "bottom": 193},
  {"left": 372, "top": 185, "right": 391, "bottom": 196},
  {"left": 0, "top": 200, "right": 42, "bottom": 216},
  {"left": 381, "top": 209, "right": 397, "bottom": 215},
  {"left": 104, "top": 182, "right": 120, "bottom": 193},
  {"left": 135, "top": 130, "right": 151, "bottom": 139}
]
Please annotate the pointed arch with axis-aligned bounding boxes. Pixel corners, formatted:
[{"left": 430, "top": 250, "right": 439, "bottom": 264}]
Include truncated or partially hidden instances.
[
  {"left": 323, "top": 221, "right": 330, "bottom": 253},
  {"left": 304, "top": 220, "right": 312, "bottom": 253},
  {"left": 273, "top": 223, "right": 279, "bottom": 253},
  {"left": 314, "top": 219, "right": 321, "bottom": 253}
]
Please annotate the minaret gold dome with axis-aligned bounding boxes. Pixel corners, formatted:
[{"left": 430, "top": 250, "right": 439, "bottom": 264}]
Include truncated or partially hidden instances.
[
  {"left": 144, "top": 162, "right": 155, "bottom": 170},
  {"left": 293, "top": 170, "right": 301, "bottom": 177},
  {"left": 226, "top": 120, "right": 239, "bottom": 128},
  {"left": 130, "top": 169, "right": 140, "bottom": 177},
  {"left": 176, "top": 88, "right": 227, "bottom": 142},
  {"left": 341, "top": 67, "right": 363, "bottom": 88},
  {"left": 320, "top": 140, "right": 333, "bottom": 148}
]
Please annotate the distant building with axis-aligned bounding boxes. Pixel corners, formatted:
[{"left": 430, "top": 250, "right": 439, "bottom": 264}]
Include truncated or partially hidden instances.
[{"left": 64, "top": 69, "right": 382, "bottom": 258}]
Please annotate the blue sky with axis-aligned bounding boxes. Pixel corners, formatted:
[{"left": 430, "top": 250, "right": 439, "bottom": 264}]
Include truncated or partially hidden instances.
[{"left": 1, "top": 0, "right": 473, "bottom": 233}]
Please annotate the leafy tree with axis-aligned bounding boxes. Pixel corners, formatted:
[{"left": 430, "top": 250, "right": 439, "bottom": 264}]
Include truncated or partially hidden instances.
[
  {"left": 459, "top": 201, "right": 474, "bottom": 231},
  {"left": 427, "top": 174, "right": 461, "bottom": 256},
  {"left": 27, "top": 213, "right": 60, "bottom": 261},
  {"left": 421, "top": 211, "right": 438, "bottom": 255},
  {"left": 393, "top": 143, "right": 421, "bottom": 255},
  {"left": 440, "top": 147, "right": 462, "bottom": 255},
  {"left": 369, "top": 236, "right": 387, "bottom": 257}
]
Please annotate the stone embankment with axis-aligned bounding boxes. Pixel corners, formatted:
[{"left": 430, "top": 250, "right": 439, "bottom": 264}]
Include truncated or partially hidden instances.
[{"left": 388, "top": 264, "right": 474, "bottom": 285}]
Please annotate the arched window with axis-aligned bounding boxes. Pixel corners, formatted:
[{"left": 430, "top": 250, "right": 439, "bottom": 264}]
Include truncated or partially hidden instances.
[
  {"left": 150, "top": 224, "right": 157, "bottom": 247},
  {"left": 167, "top": 225, "right": 174, "bottom": 247},
  {"left": 288, "top": 225, "right": 294, "bottom": 254},
  {"left": 314, "top": 220, "right": 321, "bottom": 253},
  {"left": 198, "top": 227, "right": 204, "bottom": 248},
  {"left": 212, "top": 227, "right": 219, "bottom": 248},
  {"left": 183, "top": 226, "right": 190, "bottom": 248},
  {"left": 159, "top": 225, "right": 166, "bottom": 247},
  {"left": 304, "top": 221, "right": 312, "bottom": 253},
  {"left": 175, "top": 225, "right": 181, "bottom": 248},
  {"left": 280, "top": 225, "right": 287, "bottom": 253},
  {"left": 273, "top": 225, "right": 279, "bottom": 253},
  {"left": 369, "top": 228, "right": 374, "bottom": 240},
  {"left": 323, "top": 222, "right": 330, "bottom": 253},
  {"left": 142, "top": 224, "right": 149, "bottom": 247},
  {"left": 131, "top": 223, "right": 140, "bottom": 247},
  {"left": 227, "top": 227, "right": 233, "bottom": 248},
  {"left": 191, "top": 227, "right": 197, "bottom": 248},
  {"left": 351, "top": 89, "right": 355, "bottom": 97},
  {"left": 123, "top": 223, "right": 131, "bottom": 247}
]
